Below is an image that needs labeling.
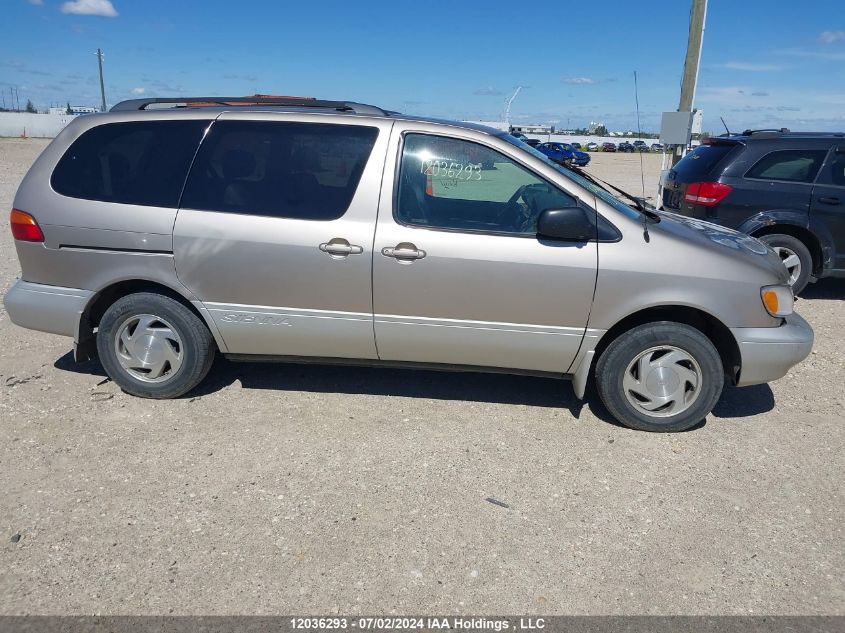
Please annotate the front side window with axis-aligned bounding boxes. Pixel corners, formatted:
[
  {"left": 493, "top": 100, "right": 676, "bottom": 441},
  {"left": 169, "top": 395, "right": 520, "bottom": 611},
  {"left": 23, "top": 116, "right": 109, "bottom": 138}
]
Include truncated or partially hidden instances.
[
  {"left": 51, "top": 120, "right": 209, "bottom": 207},
  {"left": 180, "top": 121, "right": 378, "bottom": 220},
  {"left": 397, "top": 134, "right": 576, "bottom": 234},
  {"left": 817, "top": 151, "right": 845, "bottom": 187},
  {"left": 745, "top": 149, "right": 828, "bottom": 183}
]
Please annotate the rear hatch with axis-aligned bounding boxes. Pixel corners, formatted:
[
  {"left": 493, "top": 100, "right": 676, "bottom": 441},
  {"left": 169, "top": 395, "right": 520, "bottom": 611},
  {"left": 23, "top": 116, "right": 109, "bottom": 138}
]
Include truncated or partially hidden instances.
[{"left": 662, "top": 139, "right": 743, "bottom": 218}]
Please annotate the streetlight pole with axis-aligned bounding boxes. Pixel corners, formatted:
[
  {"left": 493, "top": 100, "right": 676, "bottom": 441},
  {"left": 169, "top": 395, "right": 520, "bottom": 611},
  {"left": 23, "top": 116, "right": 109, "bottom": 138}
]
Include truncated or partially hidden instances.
[
  {"left": 96, "top": 48, "right": 107, "bottom": 112},
  {"left": 672, "top": 0, "right": 707, "bottom": 166}
]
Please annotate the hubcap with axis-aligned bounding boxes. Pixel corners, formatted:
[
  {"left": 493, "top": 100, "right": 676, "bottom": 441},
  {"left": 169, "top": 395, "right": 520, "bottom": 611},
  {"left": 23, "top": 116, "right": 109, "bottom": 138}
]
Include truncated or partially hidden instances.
[
  {"left": 113, "top": 314, "right": 183, "bottom": 383},
  {"left": 623, "top": 345, "right": 702, "bottom": 418},
  {"left": 771, "top": 246, "right": 801, "bottom": 286}
]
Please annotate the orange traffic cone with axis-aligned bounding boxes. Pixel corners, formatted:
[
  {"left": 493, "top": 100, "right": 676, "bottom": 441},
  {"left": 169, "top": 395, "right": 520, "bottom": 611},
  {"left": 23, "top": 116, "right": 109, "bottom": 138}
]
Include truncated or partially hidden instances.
[
  {"left": 21, "top": 127, "right": 27, "bottom": 139},
  {"left": 425, "top": 173, "right": 433, "bottom": 196}
]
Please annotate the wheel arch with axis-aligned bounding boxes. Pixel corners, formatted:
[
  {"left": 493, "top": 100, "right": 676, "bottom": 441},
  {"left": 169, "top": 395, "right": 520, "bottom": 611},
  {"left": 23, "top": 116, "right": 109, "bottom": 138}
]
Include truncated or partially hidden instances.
[
  {"left": 573, "top": 304, "right": 741, "bottom": 399},
  {"left": 75, "top": 279, "right": 226, "bottom": 361}
]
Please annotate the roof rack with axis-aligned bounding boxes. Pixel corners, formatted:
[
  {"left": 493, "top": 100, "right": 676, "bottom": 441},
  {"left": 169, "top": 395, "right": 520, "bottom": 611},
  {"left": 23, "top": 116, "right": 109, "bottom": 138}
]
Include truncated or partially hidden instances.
[
  {"left": 741, "top": 128, "right": 791, "bottom": 135},
  {"left": 109, "top": 95, "right": 390, "bottom": 116}
]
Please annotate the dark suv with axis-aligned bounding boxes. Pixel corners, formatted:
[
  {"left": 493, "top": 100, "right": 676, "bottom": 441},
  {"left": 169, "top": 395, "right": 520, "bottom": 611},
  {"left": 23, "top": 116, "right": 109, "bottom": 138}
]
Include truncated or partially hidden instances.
[{"left": 662, "top": 130, "right": 845, "bottom": 293}]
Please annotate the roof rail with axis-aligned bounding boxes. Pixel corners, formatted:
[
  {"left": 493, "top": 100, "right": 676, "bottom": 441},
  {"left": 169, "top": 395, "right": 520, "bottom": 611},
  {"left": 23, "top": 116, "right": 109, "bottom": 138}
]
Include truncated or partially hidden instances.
[
  {"left": 741, "top": 128, "right": 791, "bottom": 135},
  {"left": 109, "top": 95, "right": 390, "bottom": 116}
]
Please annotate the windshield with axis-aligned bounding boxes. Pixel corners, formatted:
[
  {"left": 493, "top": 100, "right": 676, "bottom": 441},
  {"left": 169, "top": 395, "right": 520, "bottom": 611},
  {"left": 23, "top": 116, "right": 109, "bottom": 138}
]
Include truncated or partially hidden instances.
[{"left": 499, "top": 133, "right": 641, "bottom": 220}]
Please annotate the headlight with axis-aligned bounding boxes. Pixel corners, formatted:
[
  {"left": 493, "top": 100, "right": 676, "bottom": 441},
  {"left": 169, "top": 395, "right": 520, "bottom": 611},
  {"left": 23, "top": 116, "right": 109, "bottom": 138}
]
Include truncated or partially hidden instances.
[{"left": 760, "top": 285, "right": 794, "bottom": 317}]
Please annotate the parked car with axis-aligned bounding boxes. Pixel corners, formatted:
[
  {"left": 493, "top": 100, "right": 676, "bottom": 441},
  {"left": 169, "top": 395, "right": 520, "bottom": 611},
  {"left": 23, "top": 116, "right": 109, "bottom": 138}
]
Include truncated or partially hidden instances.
[
  {"left": 536, "top": 141, "right": 591, "bottom": 167},
  {"left": 601, "top": 142, "right": 617, "bottom": 152},
  {"left": 618, "top": 141, "right": 634, "bottom": 153},
  {"left": 4, "top": 96, "right": 812, "bottom": 432},
  {"left": 586, "top": 142, "right": 599, "bottom": 151},
  {"left": 633, "top": 140, "right": 649, "bottom": 152},
  {"left": 571, "top": 142, "right": 582, "bottom": 150},
  {"left": 510, "top": 132, "right": 529, "bottom": 142},
  {"left": 524, "top": 138, "right": 542, "bottom": 148},
  {"left": 662, "top": 129, "right": 845, "bottom": 294},
  {"left": 651, "top": 142, "right": 665, "bottom": 152}
]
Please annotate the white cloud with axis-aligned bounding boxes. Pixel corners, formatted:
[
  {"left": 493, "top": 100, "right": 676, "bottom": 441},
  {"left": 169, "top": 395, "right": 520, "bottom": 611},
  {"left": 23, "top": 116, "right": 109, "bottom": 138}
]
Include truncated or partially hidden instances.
[
  {"left": 563, "top": 77, "right": 596, "bottom": 85},
  {"left": 60, "top": 0, "right": 118, "bottom": 17},
  {"left": 27, "top": 0, "right": 45, "bottom": 6},
  {"left": 724, "top": 61, "right": 784, "bottom": 72},
  {"left": 474, "top": 87, "right": 503, "bottom": 96},
  {"left": 819, "top": 30, "right": 845, "bottom": 44},
  {"left": 130, "top": 87, "right": 145, "bottom": 95}
]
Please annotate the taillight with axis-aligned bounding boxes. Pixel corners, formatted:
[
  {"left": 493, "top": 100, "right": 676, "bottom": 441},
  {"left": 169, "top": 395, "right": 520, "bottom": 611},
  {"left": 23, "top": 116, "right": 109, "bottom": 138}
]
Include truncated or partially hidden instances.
[
  {"left": 684, "top": 181, "right": 733, "bottom": 206},
  {"left": 10, "top": 209, "right": 45, "bottom": 242}
]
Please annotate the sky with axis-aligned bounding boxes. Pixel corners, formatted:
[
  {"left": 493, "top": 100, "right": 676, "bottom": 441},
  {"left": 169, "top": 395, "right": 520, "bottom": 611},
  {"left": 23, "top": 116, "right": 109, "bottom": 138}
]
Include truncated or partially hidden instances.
[{"left": 2, "top": 0, "right": 844, "bottom": 133}]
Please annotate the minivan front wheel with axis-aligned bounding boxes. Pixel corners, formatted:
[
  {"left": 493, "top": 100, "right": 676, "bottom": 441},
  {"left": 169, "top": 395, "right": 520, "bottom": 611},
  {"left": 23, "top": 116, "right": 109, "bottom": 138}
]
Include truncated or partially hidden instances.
[
  {"left": 97, "top": 292, "right": 216, "bottom": 399},
  {"left": 758, "top": 234, "right": 812, "bottom": 294},
  {"left": 595, "top": 322, "right": 724, "bottom": 432}
]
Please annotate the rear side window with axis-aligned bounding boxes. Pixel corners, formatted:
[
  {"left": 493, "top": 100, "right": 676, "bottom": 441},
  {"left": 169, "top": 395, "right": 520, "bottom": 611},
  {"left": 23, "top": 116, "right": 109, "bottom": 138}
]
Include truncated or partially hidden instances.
[
  {"left": 745, "top": 149, "right": 827, "bottom": 183},
  {"left": 51, "top": 120, "right": 209, "bottom": 207},
  {"left": 671, "top": 143, "right": 738, "bottom": 179},
  {"left": 180, "top": 120, "right": 378, "bottom": 220}
]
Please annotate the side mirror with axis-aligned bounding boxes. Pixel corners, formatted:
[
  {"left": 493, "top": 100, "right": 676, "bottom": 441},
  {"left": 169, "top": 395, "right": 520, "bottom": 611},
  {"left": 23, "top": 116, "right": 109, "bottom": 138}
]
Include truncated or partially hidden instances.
[{"left": 537, "top": 206, "right": 595, "bottom": 241}]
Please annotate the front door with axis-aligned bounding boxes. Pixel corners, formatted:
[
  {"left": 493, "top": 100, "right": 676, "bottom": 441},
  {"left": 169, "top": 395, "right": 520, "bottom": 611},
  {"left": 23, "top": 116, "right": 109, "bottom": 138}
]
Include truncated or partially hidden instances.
[
  {"left": 173, "top": 114, "right": 392, "bottom": 358},
  {"left": 372, "top": 130, "right": 598, "bottom": 374},
  {"left": 811, "top": 146, "right": 845, "bottom": 271}
]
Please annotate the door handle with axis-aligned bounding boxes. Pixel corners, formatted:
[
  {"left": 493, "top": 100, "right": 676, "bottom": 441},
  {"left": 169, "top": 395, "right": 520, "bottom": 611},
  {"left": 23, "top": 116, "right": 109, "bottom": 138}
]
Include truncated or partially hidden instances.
[
  {"left": 381, "top": 242, "right": 426, "bottom": 260},
  {"left": 818, "top": 196, "right": 841, "bottom": 205},
  {"left": 319, "top": 238, "right": 364, "bottom": 257}
]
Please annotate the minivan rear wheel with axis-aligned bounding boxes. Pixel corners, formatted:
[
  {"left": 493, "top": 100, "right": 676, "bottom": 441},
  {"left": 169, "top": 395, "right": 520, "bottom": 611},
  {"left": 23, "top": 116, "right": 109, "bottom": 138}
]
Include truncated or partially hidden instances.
[
  {"left": 595, "top": 322, "right": 724, "bottom": 432},
  {"left": 96, "top": 292, "right": 216, "bottom": 399},
  {"left": 758, "top": 234, "right": 812, "bottom": 294}
]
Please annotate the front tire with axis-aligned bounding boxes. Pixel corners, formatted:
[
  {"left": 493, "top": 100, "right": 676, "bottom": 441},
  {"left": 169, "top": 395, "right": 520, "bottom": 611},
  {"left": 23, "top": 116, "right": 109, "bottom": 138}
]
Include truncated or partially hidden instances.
[
  {"left": 758, "top": 233, "right": 812, "bottom": 295},
  {"left": 595, "top": 322, "right": 724, "bottom": 432},
  {"left": 96, "top": 292, "right": 216, "bottom": 399}
]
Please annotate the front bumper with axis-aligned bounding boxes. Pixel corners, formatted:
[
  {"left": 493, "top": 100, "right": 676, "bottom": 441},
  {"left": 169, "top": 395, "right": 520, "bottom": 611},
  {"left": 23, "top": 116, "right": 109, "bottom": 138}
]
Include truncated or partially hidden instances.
[
  {"left": 3, "top": 280, "right": 93, "bottom": 340},
  {"left": 731, "top": 312, "right": 814, "bottom": 386}
]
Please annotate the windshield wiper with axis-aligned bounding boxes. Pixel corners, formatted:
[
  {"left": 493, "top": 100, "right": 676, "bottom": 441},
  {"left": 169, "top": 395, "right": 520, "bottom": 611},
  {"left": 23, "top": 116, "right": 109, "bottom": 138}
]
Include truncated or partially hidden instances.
[{"left": 567, "top": 165, "right": 659, "bottom": 220}]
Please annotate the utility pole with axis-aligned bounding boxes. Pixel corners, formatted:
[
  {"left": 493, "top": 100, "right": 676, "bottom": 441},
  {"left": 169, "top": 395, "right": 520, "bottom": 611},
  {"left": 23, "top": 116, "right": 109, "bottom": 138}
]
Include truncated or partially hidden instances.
[
  {"left": 672, "top": 0, "right": 707, "bottom": 165},
  {"left": 96, "top": 48, "right": 107, "bottom": 112}
]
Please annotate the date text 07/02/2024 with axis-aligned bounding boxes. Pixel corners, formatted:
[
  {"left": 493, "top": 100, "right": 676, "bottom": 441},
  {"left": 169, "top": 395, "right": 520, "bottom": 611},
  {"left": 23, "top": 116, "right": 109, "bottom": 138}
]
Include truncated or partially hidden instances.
[{"left": 290, "top": 618, "right": 547, "bottom": 631}]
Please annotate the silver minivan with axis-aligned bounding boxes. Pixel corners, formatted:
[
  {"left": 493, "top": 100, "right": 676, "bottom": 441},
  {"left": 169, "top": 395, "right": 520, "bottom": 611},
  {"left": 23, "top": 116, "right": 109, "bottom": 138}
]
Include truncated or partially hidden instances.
[{"left": 4, "top": 96, "right": 814, "bottom": 432}]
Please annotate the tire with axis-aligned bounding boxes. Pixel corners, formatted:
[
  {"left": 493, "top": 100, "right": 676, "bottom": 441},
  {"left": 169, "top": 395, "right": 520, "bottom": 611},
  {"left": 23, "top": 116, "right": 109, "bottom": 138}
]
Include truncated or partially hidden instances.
[
  {"left": 758, "top": 233, "right": 812, "bottom": 295},
  {"left": 595, "top": 322, "right": 724, "bottom": 432},
  {"left": 96, "top": 292, "right": 216, "bottom": 399}
]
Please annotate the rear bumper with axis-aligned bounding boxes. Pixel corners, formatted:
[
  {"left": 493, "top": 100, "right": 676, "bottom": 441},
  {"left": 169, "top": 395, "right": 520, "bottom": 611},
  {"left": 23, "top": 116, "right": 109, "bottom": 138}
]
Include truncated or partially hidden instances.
[
  {"left": 3, "top": 280, "right": 93, "bottom": 340},
  {"left": 731, "top": 312, "right": 814, "bottom": 386}
]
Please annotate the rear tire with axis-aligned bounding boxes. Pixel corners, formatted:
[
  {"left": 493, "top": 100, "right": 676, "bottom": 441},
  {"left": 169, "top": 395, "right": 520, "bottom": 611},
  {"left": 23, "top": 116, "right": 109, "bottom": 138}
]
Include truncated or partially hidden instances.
[
  {"left": 96, "top": 292, "right": 216, "bottom": 399},
  {"left": 758, "top": 233, "right": 812, "bottom": 295},
  {"left": 595, "top": 322, "right": 724, "bottom": 432}
]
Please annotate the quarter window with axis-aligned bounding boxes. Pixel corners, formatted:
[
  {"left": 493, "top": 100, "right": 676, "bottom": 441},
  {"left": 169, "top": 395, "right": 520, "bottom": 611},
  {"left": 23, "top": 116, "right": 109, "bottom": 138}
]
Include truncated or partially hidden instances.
[
  {"left": 180, "top": 121, "right": 378, "bottom": 220},
  {"left": 818, "top": 152, "right": 845, "bottom": 187},
  {"left": 51, "top": 120, "right": 209, "bottom": 207},
  {"left": 745, "top": 149, "right": 828, "bottom": 183},
  {"left": 397, "top": 134, "right": 576, "bottom": 234}
]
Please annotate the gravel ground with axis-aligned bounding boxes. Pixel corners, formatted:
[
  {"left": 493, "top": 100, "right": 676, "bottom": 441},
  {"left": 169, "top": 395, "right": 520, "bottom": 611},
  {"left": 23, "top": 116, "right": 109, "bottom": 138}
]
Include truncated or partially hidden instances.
[{"left": 0, "top": 138, "right": 842, "bottom": 615}]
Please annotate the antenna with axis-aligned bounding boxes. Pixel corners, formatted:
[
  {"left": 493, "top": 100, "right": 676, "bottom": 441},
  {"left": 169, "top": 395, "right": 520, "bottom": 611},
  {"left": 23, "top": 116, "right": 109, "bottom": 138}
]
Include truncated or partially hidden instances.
[
  {"left": 634, "top": 70, "right": 650, "bottom": 242},
  {"left": 503, "top": 86, "right": 522, "bottom": 129},
  {"left": 720, "top": 116, "right": 731, "bottom": 135}
]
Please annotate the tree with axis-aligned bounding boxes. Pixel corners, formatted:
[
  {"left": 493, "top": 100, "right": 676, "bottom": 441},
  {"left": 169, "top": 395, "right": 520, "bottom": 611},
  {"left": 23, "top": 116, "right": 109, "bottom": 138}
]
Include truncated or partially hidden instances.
[
  {"left": 25, "top": 99, "right": 37, "bottom": 113},
  {"left": 593, "top": 124, "right": 608, "bottom": 136},
  {"left": 66, "top": 102, "right": 73, "bottom": 115}
]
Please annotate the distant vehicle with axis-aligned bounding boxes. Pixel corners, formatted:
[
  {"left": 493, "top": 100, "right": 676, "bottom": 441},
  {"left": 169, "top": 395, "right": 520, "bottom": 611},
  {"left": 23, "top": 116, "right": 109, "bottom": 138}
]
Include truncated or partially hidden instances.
[
  {"left": 571, "top": 142, "right": 582, "bottom": 150},
  {"left": 618, "top": 141, "right": 634, "bottom": 153},
  {"left": 651, "top": 142, "right": 665, "bottom": 152},
  {"left": 586, "top": 142, "right": 599, "bottom": 151},
  {"left": 536, "top": 142, "right": 591, "bottom": 167},
  {"left": 662, "top": 129, "right": 845, "bottom": 294},
  {"left": 602, "top": 142, "right": 617, "bottom": 152},
  {"left": 633, "top": 140, "right": 649, "bottom": 152},
  {"left": 524, "top": 138, "right": 542, "bottom": 148}
]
